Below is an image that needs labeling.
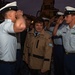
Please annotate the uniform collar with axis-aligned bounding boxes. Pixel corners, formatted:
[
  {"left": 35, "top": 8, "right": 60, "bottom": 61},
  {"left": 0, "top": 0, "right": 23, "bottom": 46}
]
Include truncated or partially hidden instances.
[
  {"left": 66, "top": 25, "right": 75, "bottom": 29},
  {"left": 29, "top": 28, "right": 45, "bottom": 35},
  {"left": 5, "top": 19, "right": 12, "bottom": 22}
]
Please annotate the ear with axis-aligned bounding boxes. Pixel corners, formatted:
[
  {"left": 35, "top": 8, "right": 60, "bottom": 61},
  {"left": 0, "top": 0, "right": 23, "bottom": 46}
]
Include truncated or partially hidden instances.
[
  {"left": 5, "top": 11, "right": 12, "bottom": 18},
  {"left": 72, "top": 15, "right": 75, "bottom": 19},
  {"left": 9, "top": 11, "right": 12, "bottom": 17}
]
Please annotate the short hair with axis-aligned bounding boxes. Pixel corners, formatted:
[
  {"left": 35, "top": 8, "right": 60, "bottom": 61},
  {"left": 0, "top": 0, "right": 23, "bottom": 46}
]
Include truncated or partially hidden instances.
[{"left": 34, "top": 17, "right": 45, "bottom": 28}]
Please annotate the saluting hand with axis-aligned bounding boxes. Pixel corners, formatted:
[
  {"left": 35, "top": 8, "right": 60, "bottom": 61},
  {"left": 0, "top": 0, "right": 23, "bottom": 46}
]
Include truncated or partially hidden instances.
[
  {"left": 56, "top": 16, "right": 64, "bottom": 25},
  {"left": 16, "top": 10, "right": 23, "bottom": 18},
  {"left": 14, "top": 10, "right": 26, "bottom": 32}
]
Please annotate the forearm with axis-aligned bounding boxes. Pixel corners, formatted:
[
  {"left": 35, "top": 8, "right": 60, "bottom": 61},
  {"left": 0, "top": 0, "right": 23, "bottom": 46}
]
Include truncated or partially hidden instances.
[
  {"left": 53, "top": 16, "right": 64, "bottom": 36},
  {"left": 13, "top": 10, "right": 26, "bottom": 32},
  {"left": 14, "top": 16, "right": 26, "bottom": 32},
  {"left": 53, "top": 24, "right": 59, "bottom": 36}
]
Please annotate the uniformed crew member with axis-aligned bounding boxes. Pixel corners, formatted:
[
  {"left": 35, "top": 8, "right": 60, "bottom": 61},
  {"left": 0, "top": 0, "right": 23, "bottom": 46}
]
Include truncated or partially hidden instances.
[
  {"left": 42, "top": 17, "right": 50, "bottom": 31},
  {"left": 52, "top": 11, "right": 65, "bottom": 75},
  {"left": 23, "top": 17, "right": 53, "bottom": 75},
  {"left": 53, "top": 6, "right": 75, "bottom": 75},
  {"left": 0, "top": 1, "right": 26, "bottom": 75}
]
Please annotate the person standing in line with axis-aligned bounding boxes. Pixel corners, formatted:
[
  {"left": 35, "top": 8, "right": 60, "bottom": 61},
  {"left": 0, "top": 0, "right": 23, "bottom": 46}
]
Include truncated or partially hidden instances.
[
  {"left": 0, "top": 1, "right": 26, "bottom": 75},
  {"left": 53, "top": 6, "right": 75, "bottom": 75},
  {"left": 23, "top": 17, "right": 53, "bottom": 75},
  {"left": 52, "top": 11, "right": 65, "bottom": 75}
]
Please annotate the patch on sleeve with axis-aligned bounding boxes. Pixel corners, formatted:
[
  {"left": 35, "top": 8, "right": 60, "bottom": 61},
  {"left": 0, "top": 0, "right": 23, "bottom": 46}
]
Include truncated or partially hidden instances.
[{"left": 48, "top": 43, "right": 53, "bottom": 47}]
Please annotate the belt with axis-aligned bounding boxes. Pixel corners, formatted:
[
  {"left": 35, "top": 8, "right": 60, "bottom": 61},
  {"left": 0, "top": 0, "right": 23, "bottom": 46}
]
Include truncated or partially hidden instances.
[
  {"left": 0, "top": 60, "right": 16, "bottom": 64},
  {"left": 54, "top": 44, "right": 62, "bottom": 46},
  {"left": 28, "top": 53, "right": 49, "bottom": 61},
  {"left": 28, "top": 53, "right": 44, "bottom": 59},
  {"left": 65, "top": 52, "right": 75, "bottom": 55}
]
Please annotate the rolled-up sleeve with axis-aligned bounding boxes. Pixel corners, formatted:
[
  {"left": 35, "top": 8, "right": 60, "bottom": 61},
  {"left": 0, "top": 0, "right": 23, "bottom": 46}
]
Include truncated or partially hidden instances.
[
  {"left": 56, "top": 29, "right": 63, "bottom": 36},
  {"left": 56, "top": 26, "right": 66, "bottom": 36}
]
